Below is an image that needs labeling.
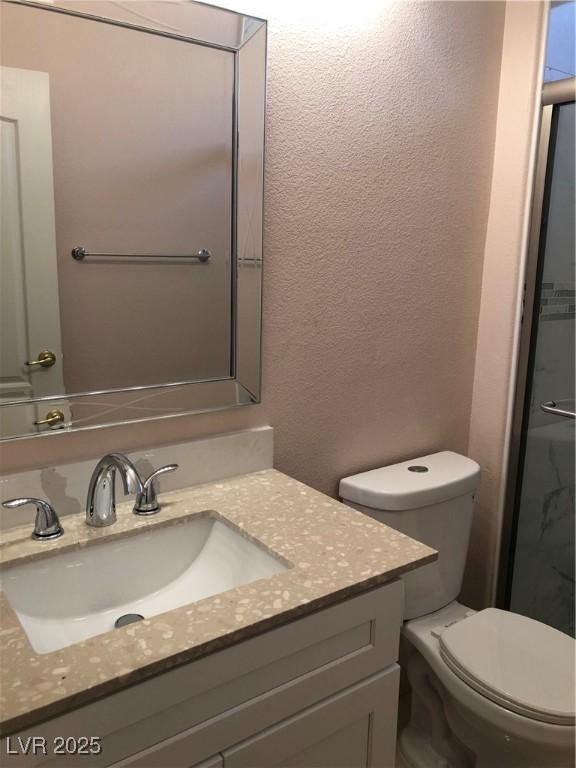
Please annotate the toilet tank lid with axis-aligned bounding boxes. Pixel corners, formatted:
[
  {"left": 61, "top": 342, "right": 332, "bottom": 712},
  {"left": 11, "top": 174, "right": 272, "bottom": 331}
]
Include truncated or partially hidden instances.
[{"left": 339, "top": 451, "right": 480, "bottom": 511}]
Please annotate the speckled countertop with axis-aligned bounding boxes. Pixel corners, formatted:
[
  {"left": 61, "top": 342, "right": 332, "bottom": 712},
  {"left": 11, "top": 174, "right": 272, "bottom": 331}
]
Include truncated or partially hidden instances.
[{"left": 0, "top": 469, "right": 436, "bottom": 735}]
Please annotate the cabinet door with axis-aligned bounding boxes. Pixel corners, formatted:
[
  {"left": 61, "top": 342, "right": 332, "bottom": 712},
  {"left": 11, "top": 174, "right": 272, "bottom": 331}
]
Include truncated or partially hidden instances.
[
  {"left": 190, "top": 758, "right": 223, "bottom": 768},
  {"left": 113, "top": 749, "right": 222, "bottom": 768},
  {"left": 222, "top": 666, "right": 399, "bottom": 768}
]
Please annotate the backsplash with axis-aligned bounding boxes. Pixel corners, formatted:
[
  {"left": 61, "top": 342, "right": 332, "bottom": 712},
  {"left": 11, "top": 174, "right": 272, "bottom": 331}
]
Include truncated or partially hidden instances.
[{"left": 0, "top": 427, "right": 273, "bottom": 530}]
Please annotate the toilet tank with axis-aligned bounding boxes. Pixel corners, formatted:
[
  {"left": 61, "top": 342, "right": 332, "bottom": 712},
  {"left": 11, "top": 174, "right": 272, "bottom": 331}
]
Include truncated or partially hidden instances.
[{"left": 339, "top": 451, "right": 480, "bottom": 620}]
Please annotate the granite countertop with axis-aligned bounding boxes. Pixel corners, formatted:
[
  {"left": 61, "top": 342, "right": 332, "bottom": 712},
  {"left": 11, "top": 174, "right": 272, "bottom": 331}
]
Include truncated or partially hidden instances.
[{"left": 0, "top": 469, "right": 436, "bottom": 735}]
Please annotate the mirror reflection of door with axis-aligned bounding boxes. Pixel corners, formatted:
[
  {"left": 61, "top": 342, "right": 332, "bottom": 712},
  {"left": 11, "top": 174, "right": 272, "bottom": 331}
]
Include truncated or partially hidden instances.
[
  {"left": 1, "top": 2, "right": 234, "bottom": 397},
  {"left": 0, "top": 66, "right": 67, "bottom": 434}
]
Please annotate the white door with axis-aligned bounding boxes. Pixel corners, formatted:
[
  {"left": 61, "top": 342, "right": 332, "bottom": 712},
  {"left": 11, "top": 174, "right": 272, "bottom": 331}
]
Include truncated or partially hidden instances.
[{"left": 0, "top": 66, "right": 67, "bottom": 435}]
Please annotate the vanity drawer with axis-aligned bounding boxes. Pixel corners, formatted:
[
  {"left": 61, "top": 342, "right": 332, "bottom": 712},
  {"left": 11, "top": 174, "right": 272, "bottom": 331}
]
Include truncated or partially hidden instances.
[
  {"left": 222, "top": 666, "right": 399, "bottom": 768},
  {"left": 3, "top": 580, "right": 403, "bottom": 767},
  {"left": 117, "top": 666, "right": 400, "bottom": 768}
]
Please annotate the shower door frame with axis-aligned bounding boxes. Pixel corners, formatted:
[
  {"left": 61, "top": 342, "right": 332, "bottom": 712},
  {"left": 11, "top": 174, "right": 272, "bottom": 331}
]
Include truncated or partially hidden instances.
[{"left": 496, "top": 76, "right": 576, "bottom": 608}]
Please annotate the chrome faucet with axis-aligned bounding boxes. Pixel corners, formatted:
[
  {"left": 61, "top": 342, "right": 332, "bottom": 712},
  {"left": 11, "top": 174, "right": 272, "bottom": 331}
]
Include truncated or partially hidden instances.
[
  {"left": 86, "top": 453, "right": 143, "bottom": 528},
  {"left": 133, "top": 464, "right": 178, "bottom": 515},
  {"left": 2, "top": 498, "right": 64, "bottom": 540},
  {"left": 86, "top": 453, "right": 179, "bottom": 527}
]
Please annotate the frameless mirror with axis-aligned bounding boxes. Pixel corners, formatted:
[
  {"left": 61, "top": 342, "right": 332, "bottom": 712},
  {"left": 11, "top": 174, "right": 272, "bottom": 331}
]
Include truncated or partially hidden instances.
[{"left": 0, "top": 0, "right": 266, "bottom": 439}]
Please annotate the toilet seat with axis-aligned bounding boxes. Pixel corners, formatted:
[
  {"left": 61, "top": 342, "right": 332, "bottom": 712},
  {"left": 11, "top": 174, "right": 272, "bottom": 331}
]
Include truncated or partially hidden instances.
[{"left": 439, "top": 608, "right": 575, "bottom": 727}]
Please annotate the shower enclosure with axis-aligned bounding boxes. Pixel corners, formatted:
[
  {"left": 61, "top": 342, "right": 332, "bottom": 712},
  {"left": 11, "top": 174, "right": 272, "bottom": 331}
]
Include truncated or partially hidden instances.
[{"left": 499, "top": 74, "right": 575, "bottom": 637}]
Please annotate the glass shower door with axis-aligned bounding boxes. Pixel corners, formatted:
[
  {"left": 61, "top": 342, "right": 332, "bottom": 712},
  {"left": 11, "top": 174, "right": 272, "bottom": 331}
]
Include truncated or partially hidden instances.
[{"left": 507, "top": 98, "right": 575, "bottom": 637}]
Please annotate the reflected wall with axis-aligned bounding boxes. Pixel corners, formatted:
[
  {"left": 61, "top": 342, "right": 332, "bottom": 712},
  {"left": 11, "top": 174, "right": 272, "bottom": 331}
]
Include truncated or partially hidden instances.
[{"left": 2, "top": 2, "right": 233, "bottom": 393}]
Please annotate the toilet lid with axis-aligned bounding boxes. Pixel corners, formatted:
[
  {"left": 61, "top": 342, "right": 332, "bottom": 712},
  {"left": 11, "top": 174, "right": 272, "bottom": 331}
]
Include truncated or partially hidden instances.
[{"left": 439, "top": 609, "right": 575, "bottom": 726}]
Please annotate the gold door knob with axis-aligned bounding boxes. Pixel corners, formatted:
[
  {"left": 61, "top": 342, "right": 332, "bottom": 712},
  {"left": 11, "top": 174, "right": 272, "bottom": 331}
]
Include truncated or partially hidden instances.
[
  {"left": 33, "top": 409, "right": 65, "bottom": 428},
  {"left": 25, "top": 350, "right": 56, "bottom": 369}
]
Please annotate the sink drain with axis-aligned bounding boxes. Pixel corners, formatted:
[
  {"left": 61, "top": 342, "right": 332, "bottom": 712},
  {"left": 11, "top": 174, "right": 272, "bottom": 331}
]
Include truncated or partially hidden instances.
[{"left": 115, "top": 613, "right": 144, "bottom": 629}]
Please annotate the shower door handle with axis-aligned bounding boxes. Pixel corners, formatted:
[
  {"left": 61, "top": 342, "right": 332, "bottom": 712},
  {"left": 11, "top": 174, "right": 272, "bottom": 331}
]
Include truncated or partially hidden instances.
[{"left": 540, "top": 400, "right": 576, "bottom": 419}]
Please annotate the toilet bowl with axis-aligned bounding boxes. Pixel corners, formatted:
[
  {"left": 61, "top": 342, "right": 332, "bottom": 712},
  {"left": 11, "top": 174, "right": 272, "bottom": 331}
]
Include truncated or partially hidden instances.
[
  {"left": 401, "top": 602, "right": 574, "bottom": 768},
  {"left": 340, "top": 451, "right": 576, "bottom": 768}
]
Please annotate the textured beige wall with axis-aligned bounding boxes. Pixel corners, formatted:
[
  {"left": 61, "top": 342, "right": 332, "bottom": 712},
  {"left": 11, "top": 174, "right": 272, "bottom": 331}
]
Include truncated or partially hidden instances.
[
  {"left": 464, "top": 1, "right": 547, "bottom": 608},
  {"left": 1, "top": 3, "right": 505, "bottom": 514}
]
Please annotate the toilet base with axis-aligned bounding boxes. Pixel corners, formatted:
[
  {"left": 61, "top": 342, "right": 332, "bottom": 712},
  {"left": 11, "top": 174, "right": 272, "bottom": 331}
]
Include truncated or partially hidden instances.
[
  {"left": 399, "top": 724, "right": 466, "bottom": 768},
  {"left": 400, "top": 646, "right": 473, "bottom": 768},
  {"left": 442, "top": 694, "right": 575, "bottom": 768}
]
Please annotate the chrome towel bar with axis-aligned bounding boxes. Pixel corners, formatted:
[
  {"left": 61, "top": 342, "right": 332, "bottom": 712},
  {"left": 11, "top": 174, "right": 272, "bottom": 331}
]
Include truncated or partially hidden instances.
[
  {"left": 541, "top": 400, "right": 576, "bottom": 419},
  {"left": 71, "top": 246, "right": 211, "bottom": 262}
]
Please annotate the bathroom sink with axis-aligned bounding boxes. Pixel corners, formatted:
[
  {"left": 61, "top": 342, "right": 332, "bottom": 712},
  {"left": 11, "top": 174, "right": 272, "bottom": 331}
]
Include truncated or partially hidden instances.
[{"left": 0, "top": 514, "right": 288, "bottom": 654}]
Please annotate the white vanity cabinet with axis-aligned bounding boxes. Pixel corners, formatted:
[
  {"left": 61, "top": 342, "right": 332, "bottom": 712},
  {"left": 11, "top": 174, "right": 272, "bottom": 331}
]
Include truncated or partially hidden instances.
[
  {"left": 220, "top": 669, "right": 399, "bottom": 768},
  {"left": 2, "top": 581, "right": 403, "bottom": 768}
]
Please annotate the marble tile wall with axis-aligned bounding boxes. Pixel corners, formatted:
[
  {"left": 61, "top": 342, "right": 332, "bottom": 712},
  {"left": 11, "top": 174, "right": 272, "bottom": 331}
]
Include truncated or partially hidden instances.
[
  {"left": 510, "top": 415, "right": 575, "bottom": 635},
  {"left": 508, "top": 103, "right": 575, "bottom": 636}
]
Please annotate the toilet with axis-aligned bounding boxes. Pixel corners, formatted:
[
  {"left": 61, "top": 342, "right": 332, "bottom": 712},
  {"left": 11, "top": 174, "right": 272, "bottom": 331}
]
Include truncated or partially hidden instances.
[{"left": 340, "top": 451, "right": 575, "bottom": 768}]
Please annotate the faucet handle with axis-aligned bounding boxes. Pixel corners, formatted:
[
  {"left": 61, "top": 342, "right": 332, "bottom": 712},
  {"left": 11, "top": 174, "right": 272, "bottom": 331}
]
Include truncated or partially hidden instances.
[
  {"left": 2, "top": 498, "right": 64, "bottom": 541},
  {"left": 133, "top": 464, "right": 178, "bottom": 516}
]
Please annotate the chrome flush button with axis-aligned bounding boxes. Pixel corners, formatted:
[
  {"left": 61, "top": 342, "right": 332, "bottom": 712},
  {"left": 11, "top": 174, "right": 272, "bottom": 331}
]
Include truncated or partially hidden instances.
[{"left": 408, "top": 465, "right": 429, "bottom": 473}]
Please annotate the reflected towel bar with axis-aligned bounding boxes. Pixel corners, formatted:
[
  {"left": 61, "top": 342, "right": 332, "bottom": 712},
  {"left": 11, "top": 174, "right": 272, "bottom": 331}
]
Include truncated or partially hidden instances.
[{"left": 71, "top": 246, "right": 211, "bottom": 262}]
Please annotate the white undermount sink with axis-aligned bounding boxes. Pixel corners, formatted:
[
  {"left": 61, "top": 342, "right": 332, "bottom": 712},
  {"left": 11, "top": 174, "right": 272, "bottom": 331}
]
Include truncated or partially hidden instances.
[{"left": 0, "top": 514, "right": 288, "bottom": 655}]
